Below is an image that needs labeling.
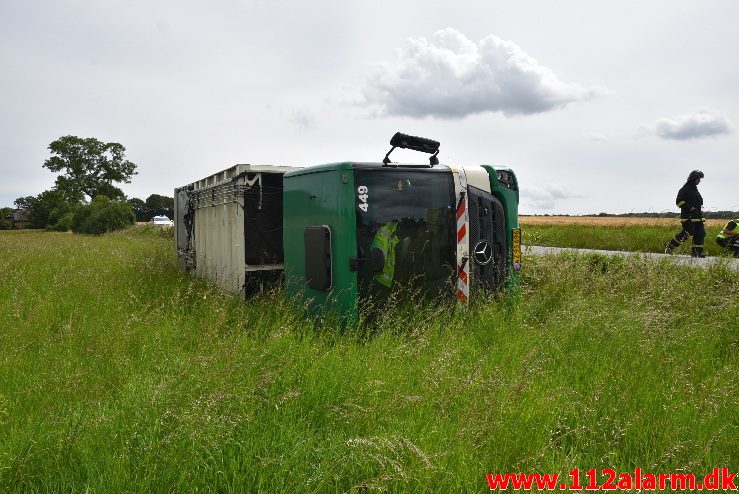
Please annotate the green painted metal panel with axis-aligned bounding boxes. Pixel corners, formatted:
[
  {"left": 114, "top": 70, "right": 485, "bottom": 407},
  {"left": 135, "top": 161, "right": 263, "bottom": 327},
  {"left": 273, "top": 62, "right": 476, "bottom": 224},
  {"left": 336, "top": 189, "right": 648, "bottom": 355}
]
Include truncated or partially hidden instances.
[
  {"left": 284, "top": 162, "right": 354, "bottom": 177},
  {"left": 283, "top": 163, "right": 359, "bottom": 325},
  {"left": 482, "top": 165, "right": 520, "bottom": 291}
]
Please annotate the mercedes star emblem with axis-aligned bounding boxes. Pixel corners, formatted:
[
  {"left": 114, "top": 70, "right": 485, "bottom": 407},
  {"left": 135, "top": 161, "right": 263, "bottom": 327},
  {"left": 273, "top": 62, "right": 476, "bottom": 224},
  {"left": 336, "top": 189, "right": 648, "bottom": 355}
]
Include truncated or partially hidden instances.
[{"left": 473, "top": 240, "right": 494, "bottom": 265}]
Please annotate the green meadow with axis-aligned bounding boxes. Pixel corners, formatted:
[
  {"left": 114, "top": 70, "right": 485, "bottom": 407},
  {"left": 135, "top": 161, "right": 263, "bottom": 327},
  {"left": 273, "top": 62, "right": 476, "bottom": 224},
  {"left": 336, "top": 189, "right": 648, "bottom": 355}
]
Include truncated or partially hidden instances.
[
  {"left": 0, "top": 228, "right": 736, "bottom": 492},
  {"left": 522, "top": 223, "right": 732, "bottom": 256}
]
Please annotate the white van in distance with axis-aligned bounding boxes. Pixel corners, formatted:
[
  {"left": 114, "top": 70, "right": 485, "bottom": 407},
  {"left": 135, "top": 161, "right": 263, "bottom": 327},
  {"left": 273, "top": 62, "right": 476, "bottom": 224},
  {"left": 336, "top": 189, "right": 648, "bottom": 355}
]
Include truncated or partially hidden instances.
[{"left": 150, "top": 215, "right": 174, "bottom": 227}]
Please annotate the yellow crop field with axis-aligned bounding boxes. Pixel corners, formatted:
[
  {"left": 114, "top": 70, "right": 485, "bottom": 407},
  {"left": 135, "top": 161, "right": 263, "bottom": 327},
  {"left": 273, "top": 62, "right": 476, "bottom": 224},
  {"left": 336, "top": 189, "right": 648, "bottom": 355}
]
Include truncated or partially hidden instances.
[{"left": 520, "top": 215, "right": 727, "bottom": 228}]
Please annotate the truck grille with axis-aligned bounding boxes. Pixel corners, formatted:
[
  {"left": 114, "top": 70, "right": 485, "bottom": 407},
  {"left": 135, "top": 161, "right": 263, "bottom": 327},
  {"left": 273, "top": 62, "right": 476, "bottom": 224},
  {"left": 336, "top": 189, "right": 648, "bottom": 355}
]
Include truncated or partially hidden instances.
[{"left": 467, "top": 186, "right": 507, "bottom": 293}]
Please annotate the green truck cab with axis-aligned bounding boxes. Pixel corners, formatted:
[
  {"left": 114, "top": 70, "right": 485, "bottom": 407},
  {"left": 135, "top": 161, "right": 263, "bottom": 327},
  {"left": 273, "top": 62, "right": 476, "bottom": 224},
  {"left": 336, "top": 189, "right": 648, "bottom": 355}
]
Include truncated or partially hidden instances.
[{"left": 283, "top": 133, "right": 520, "bottom": 325}]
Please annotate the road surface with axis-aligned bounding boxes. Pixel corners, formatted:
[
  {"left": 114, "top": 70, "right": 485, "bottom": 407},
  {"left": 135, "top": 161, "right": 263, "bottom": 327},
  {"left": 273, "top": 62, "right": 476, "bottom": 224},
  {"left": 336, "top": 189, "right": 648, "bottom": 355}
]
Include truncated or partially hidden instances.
[{"left": 526, "top": 246, "right": 739, "bottom": 270}]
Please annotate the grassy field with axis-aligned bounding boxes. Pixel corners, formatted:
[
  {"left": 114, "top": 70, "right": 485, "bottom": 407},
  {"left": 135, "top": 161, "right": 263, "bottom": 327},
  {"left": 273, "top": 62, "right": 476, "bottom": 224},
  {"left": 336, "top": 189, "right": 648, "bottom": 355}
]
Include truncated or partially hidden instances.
[
  {"left": 521, "top": 216, "right": 733, "bottom": 256},
  {"left": 0, "top": 228, "right": 737, "bottom": 492}
]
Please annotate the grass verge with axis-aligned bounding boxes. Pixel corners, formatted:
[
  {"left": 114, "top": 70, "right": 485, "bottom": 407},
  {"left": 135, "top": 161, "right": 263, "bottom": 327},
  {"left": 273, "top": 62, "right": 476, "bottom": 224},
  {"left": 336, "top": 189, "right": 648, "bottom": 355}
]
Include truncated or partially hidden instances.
[
  {"left": 522, "top": 222, "right": 734, "bottom": 256},
  {"left": 0, "top": 228, "right": 737, "bottom": 492}
]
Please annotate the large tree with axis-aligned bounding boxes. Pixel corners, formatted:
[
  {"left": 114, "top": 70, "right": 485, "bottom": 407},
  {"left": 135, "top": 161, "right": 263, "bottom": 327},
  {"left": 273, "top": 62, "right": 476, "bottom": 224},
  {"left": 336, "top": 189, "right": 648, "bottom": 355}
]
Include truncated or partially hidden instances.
[
  {"left": 43, "top": 136, "right": 138, "bottom": 201},
  {"left": 127, "top": 198, "right": 148, "bottom": 222},
  {"left": 145, "top": 194, "right": 174, "bottom": 219}
]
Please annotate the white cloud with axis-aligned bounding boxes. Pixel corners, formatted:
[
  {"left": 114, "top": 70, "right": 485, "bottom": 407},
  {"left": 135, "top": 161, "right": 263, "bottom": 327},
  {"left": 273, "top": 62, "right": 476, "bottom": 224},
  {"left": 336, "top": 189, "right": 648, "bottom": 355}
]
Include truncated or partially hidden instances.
[
  {"left": 643, "top": 109, "right": 732, "bottom": 140},
  {"left": 362, "top": 28, "right": 602, "bottom": 119},
  {"left": 584, "top": 132, "right": 608, "bottom": 142},
  {"left": 290, "top": 110, "right": 316, "bottom": 131},
  {"left": 521, "top": 183, "right": 582, "bottom": 210}
]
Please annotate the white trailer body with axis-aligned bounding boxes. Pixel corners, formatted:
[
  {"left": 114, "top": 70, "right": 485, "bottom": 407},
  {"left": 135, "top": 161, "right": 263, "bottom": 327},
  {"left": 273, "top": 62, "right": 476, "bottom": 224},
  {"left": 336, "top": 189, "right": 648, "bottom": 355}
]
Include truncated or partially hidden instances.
[{"left": 174, "top": 164, "right": 296, "bottom": 295}]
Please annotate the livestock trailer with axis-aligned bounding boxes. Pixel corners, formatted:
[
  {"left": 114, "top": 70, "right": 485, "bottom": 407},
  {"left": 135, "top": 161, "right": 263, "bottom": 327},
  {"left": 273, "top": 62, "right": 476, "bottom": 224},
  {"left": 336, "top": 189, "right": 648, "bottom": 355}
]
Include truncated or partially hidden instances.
[
  {"left": 283, "top": 133, "right": 520, "bottom": 324},
  {"left": 174, "top": 163, "right": 295, "bottom": 295}
]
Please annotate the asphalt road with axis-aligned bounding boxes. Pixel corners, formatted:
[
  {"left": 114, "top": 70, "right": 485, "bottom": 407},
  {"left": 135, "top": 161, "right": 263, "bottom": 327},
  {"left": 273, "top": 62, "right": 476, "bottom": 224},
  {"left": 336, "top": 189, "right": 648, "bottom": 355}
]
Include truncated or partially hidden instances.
[{"left": 526, "top": 245, "right": 739, "bottom": 270}]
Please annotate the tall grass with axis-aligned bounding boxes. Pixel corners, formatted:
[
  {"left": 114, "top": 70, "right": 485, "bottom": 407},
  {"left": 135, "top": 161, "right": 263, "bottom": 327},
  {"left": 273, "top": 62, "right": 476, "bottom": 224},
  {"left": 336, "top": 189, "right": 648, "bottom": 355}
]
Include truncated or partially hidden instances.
[
  {"left": 0, "top": 228, "right": 736, "bottom": 492},
  {"left": 523, "top": 223, "right": 732, "bottom": 256}
]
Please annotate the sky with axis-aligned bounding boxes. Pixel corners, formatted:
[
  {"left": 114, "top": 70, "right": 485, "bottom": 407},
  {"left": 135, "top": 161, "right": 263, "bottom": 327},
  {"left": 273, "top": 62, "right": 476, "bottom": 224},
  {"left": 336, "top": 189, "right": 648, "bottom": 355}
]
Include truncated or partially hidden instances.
[{"left": 1, "top": 0, "right": 738, "bottom": 214}]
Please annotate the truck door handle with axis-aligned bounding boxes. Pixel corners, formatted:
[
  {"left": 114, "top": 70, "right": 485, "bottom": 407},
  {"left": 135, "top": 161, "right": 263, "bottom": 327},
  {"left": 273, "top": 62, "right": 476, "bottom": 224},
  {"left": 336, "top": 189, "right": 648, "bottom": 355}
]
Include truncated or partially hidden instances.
[{"left": 349, "top": 248, "right": 385, "bottom": 272}]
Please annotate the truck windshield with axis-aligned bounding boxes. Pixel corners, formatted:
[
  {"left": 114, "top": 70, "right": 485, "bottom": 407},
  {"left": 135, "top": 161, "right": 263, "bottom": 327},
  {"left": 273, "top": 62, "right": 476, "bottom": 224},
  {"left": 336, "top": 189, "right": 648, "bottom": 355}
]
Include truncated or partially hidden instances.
[{"left": 354, "top": 169, "right": 456, "bottom": 310}]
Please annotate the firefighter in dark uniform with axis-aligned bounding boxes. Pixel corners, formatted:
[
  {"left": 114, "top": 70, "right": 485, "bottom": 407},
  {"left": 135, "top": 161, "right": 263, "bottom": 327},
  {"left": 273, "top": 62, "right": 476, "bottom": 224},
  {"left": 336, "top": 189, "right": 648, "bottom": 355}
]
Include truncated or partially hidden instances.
[
  {"left": 664, "top": 170, "right": 706, "bottom": 257},
  {"left": 715, "top": 217, "right": 739, "bottom": 257}
]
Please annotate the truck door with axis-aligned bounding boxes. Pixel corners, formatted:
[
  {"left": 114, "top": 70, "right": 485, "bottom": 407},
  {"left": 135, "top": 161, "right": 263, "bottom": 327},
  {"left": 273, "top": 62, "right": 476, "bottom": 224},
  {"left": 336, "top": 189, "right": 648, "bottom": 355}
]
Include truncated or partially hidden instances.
[{"left": 352, "top": 167, "right": 456, "bottom": 312}]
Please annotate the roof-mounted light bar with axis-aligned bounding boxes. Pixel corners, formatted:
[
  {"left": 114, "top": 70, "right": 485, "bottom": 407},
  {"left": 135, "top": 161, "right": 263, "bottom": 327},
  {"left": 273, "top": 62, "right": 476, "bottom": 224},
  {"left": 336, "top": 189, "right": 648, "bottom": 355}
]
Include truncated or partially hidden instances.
[{"left": 382, "top": 132, "right": 440, "bottom": 166}]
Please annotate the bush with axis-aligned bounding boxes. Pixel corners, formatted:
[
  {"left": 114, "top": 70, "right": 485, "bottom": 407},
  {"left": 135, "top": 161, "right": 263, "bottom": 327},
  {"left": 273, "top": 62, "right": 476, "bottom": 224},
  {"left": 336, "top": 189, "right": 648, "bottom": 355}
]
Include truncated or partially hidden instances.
[
  {"left": 0, "top": 208, "right": 12, "bottom": 230},
  {"left": 71, "top": 196, "right": 135, "bottom": 235},
  {"left": 46, "top": 204, "right": 75, "bottom": 232},
  {"left": 47, "top": 212, "right": 74, "bottom": 232}
]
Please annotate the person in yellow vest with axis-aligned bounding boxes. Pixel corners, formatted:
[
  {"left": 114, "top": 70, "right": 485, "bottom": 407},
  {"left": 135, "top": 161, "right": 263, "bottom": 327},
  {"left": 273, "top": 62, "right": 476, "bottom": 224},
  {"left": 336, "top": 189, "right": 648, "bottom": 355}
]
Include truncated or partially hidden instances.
[
  {"left": 715, "top": 218, "right": 739, "bottom": 257},
  {"left": 371, "top": 221, "right": 400, "bottom": 287}
]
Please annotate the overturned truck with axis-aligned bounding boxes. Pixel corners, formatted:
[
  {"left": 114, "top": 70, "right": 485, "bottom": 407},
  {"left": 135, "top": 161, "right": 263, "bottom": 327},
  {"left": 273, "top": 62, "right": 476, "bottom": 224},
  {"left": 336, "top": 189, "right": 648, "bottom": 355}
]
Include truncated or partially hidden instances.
[{"left": 175, "top": 133, "right": 521, "bottom": 323}]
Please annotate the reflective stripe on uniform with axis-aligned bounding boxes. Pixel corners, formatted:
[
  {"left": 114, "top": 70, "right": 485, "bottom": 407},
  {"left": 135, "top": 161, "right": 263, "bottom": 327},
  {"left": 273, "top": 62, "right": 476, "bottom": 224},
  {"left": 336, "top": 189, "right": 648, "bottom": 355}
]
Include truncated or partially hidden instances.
[
  {"left": 371, "top": 222, "right": 399, "bottom": 288},
  {"left": 717, "top": 219, "right": 739, "bottom": 240}
]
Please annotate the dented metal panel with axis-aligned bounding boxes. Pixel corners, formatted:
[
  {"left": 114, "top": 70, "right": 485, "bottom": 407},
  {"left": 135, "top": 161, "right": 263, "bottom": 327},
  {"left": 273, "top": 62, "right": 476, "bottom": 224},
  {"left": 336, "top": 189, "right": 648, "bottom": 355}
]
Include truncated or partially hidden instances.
[
  {"left": 175, "top": 163, "right": 296, "bottom": 295},
  {"left": 194, "top": 201, "right": 243, "bottom": 292}
]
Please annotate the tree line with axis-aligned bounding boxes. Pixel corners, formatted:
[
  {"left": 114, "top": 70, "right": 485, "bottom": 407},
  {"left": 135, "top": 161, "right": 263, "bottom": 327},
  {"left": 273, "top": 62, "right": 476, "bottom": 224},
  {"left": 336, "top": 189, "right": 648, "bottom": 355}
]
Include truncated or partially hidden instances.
[{"left": 2, "top": 136, "right": 173, "bottom": 233}]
